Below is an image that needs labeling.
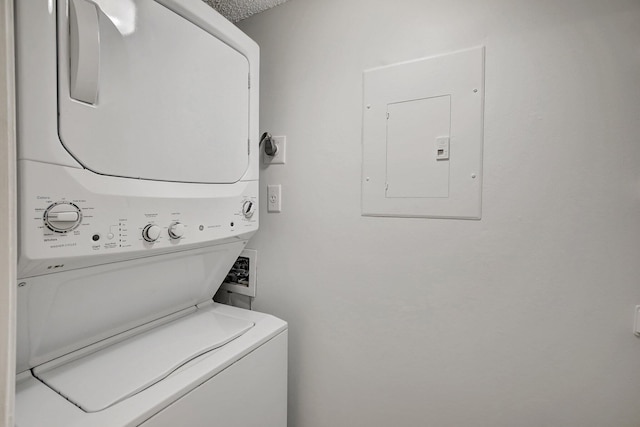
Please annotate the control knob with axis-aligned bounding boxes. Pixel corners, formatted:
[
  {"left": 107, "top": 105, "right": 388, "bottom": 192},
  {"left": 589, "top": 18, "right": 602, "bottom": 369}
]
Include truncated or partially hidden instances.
[
  {"left": 242, "top": 200, "right": 255, "bottom": 218},
  {"left": 168, "top": 222, "right": 185, "bottom": 239},
  {"left": 142, "top": 224, "right": 161, "bottom": 242},
  {"left": 43, "top": 202, "right": 82, "bottom": 233}
]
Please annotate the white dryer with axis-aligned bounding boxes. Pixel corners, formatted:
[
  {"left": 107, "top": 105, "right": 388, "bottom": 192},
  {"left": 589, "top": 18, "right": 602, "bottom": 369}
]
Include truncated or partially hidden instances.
[{"left": 13, "top": 1, "right": 287, "bottom": 426}]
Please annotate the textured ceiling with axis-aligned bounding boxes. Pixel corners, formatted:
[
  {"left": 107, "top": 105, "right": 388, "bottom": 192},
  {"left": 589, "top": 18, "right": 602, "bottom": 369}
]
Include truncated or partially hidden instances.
[{"left": 202, "top": 0, "right": 288, "bottom": 22}]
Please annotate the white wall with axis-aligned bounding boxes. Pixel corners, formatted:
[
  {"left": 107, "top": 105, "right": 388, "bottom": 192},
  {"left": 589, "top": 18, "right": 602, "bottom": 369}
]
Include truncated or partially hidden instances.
[
  {"left": 0, "top": 0, "right": 16, "bottom": 425},
  {"left": 239, "top": 1, "right": 640, "bottom": 426}
]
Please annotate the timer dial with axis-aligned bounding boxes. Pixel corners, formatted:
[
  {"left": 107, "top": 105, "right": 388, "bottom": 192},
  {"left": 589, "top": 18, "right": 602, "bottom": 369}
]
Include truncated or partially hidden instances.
[
  {"left": 242, "top": 200, "right": 255, "bottom": 218},
  {"left": 142, "top": 224, "right": 161, "bottom": 242},
  {"left": 44, "top": 202, "right": 82, "bottom": 233},
  {"left": 168, "top": 222, "right": 185, "bottom": 239}
]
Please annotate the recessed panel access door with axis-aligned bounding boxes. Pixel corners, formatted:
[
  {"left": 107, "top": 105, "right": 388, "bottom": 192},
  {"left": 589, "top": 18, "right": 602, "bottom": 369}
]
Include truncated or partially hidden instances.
[
  {"left": 386, "top": 96, "right": 451, "bottom": 199},
  {"left": 58, "top": 0, "right": 250, "bottom": 184},
  {"left": 362, "top": 47, "right": 485, "bottom": 219}
]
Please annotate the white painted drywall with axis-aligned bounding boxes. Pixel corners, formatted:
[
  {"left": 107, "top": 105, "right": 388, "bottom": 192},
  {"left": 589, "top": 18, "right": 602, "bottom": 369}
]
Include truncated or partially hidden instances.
[
  {"left": 0, "top": 0, "right": 16, "bottom": 425},
  {"left": 239, "top": 1, "right": 640, "bottom": 426}
]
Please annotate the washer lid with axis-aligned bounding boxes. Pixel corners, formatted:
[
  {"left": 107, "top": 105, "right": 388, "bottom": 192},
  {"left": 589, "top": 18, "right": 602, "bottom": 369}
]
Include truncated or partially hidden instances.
[
  {"left": 33, "top": 309, "right": 254, "bottom": 412},
  {"left": 57, "top": 0, "right": 251, "bottom": 183}
]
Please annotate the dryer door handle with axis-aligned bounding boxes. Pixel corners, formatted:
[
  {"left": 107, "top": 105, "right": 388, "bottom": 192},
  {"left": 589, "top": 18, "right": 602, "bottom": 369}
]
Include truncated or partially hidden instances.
[{"left": 69, "top": 0, "right": 100, "bottom": 104}]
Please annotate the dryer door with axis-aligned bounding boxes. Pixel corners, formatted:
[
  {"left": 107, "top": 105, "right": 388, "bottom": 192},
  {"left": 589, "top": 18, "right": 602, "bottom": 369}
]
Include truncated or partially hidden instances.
[{"left": 57, "top": 0, "right": 250, "bottom": 184}]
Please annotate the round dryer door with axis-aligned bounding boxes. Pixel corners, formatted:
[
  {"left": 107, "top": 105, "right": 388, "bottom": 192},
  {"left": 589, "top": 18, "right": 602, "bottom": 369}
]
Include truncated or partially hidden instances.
[{"left": 57, "top": 0, "right": 250, "bottom": 184}]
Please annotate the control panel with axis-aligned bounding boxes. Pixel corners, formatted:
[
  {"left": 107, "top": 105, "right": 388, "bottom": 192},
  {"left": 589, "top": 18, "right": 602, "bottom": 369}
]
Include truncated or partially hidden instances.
[{"left": 18, "top": 161, "right": 259, "bottom": 278}]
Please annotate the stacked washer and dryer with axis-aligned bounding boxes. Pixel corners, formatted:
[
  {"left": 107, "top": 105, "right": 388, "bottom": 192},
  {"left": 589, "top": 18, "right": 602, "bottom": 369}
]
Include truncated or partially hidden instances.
[{"left": 14, "top": 0, "right": 287, "bottom": 426}]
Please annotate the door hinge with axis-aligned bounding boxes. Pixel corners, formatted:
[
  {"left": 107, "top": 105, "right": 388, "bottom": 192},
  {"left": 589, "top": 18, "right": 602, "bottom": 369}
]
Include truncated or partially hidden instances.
[
  {"left": 248, "top": 74, "right": 251, "bottom": 90},
  {"left": 248, "top": 139, "right": 251, "bottom": 155}
]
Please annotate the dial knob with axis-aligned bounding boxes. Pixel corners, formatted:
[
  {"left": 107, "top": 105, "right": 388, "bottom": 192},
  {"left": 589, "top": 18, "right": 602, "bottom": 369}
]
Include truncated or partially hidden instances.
[
  {"left": 242, "top": 200, "right": 255, "bottom": 218},
  {"left": 168, "top": 222, "right": 185, "bottom": 239},
  {"left": 44, "top": 202, "right": 82, "bottom": 233},
  {"left": 142, "top": 224, "right": 161, "bottom": 242}
]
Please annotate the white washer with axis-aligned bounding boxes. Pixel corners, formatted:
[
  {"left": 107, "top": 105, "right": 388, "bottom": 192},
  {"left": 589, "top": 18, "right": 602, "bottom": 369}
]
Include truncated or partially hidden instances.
[{"left": 14, "top": 1, "right": 287, "bottom": 426}]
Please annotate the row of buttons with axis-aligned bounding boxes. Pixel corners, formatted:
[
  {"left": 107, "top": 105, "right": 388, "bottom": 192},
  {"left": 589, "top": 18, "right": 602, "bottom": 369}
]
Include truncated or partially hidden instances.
[{"left": 142, "top": 222, "right": 185, "bottom": 242}]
